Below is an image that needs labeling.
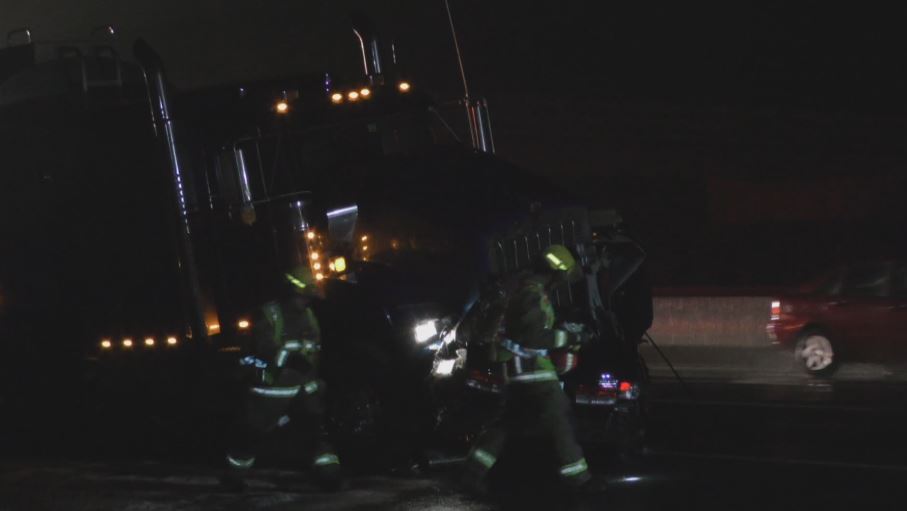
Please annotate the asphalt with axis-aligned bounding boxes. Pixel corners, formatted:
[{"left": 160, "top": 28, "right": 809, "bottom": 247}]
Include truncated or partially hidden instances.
[
  {"left": 641, "top": 343, "right": 907, "bottom": 382},
  {"left": 3, "top": 371, "right": 907, "bottom": 511}
]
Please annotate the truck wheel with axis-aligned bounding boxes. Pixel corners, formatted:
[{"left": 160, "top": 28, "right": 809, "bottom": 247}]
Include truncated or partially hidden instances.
[{"left": 794, "top": 330, "right": 839, "bottom": 377}]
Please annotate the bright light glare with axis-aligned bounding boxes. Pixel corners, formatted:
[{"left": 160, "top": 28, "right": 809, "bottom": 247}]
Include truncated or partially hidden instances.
[
  {"left": 414, "top": 320, "right": 438, "bottom": 344},
  {"left": 310, "top": 252, "right": 320, "bottom": 261},
  {"left": 166, "top": 336, "right": 178, "bottom": 346},
  {"left": 208, "top": 323, "right": 221, "bottom": 334},
  {"left": 347, "top": 90, "right": 360, "bottom": 101},
  {"left": 330, "top": 92, "right": 343, "bottom": 104},
  {"left": 398, "top": 81, "right": 411, "bottom": 92},
  {"left": 313, "top": 262, "right": 322, "bottom": 271},
  {"left": 361, "top": 235, "right": 368, "bottom": 242},
  {"left": 326, "top": 205, "right": 358, "bottom": 218},
  {"left": 333, "top": 257, "right": 347, "bottom": 272},
  {"left": 122, "top": 338, "right": 133, "bottom": 348},
  {"left": 100, "top": 339, "right": 112, "bottom": 349},
  {"left": 144, "top": 337, "right": 155, "bottom": 347},
  {"left": 275, "top": 101, "right": 289, "bottom": 114},
  {"left": 435, "top": 358, "right": 456, "bottom": 376},
  {"left": 306, "top": 231, "right": 316, "bottom": 240},
  {"left": 359, "top": 88, "right": 371, "bottom": 97},
  {"left": 237, "top": 319, "right": 251, "bottom": 330},
  {"left": 315, "top": 273, "right": 325, "bottom": 281}
]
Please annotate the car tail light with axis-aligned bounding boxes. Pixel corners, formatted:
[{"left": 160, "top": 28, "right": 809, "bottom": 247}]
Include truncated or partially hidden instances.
[
  {"left": 618, "top": 381, "right": 640, "bottom": 400},
  {"left": 771, "top": 300, "right": 781, "bottom": 321}
]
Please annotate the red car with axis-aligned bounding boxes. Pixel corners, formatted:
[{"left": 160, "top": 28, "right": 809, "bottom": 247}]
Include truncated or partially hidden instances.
[{"left": 767, "top": 261, "right": 907, "bottom": 376}]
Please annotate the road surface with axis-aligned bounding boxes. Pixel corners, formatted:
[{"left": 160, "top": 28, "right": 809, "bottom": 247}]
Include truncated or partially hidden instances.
[{"left": 3, "top": 372, "right": 907, "bottom": 510}]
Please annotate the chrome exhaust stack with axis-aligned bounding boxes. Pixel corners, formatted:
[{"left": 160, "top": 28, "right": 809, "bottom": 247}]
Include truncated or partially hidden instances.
[
  {"left": 440, "top": 1, "right": 495, "bottom": 154},
  {"left": 133, "top": 38, "right": 208, "bottom": 341},
  {"left": 351, "top": 14, "right": 389, "bottom": 85},
  {"left": 466, "top": 98, "right": 495, "bottom": 154}
]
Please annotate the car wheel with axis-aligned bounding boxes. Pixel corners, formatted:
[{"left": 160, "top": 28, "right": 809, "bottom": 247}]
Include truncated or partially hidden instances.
[{"left": 794, "top": 331, "right": 839, "bottom": 376}]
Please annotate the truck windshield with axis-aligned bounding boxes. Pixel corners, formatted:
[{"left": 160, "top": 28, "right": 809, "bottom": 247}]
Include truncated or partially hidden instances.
[{"left": 211, "top": 108, "right": 460, "bottom": 209}]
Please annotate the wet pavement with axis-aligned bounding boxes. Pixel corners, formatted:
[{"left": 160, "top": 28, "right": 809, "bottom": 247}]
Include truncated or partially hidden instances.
[
  {"left": 3, "top": 372, "right": 907, "bottom": 510},
  {"left": 641, "top": 344, "right": 907, "bottom": 383}
]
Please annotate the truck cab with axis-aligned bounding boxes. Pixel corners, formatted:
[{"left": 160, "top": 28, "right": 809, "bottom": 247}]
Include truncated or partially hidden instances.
[{"left": 0, "top": 20, "right": 641, "bottom": 459}]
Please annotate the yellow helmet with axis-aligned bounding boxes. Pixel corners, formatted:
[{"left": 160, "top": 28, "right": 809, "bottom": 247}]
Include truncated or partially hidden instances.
[{"left": 542, "top": 245, "right": 577, "bottom": 273}]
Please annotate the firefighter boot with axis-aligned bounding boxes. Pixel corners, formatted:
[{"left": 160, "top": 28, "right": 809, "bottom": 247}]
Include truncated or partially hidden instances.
[
  {"left": 311, "top": 451, "right": 345, "bottom": 492},
  {"left": 221, "top": 452, "right": 255, "bottom": 492}
]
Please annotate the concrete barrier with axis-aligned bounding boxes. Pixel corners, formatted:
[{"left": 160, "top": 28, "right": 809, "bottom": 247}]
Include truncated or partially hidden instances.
[
  {"left": 648, "top": 296, "right": 773, "bottom": 348},
  {"left": 642, "top": 295, "right": 906, "bottom": 381},
  {"left": 643, "top": 295, "right": 786, "bottom": 379}
]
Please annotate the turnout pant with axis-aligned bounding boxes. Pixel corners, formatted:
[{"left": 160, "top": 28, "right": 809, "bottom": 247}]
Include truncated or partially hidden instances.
[
  {"left": 465, "top": 377, "right": 590, "bottom": 486},
  {"left": 226, "top": 367, "right": 339, "bottom": 477}
]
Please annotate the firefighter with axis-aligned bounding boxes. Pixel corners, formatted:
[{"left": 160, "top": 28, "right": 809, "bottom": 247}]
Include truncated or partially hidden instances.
[
  {"left": 462, "top": 244, "right": 602, "bottom": 494},
  {"left": 221, "top": 265, "right": 342, "bottom": 492}
]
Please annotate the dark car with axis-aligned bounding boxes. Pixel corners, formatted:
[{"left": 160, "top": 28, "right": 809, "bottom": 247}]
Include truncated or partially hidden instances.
[{"left": 767, "top": 261, "right": 907, "bottom": 376}]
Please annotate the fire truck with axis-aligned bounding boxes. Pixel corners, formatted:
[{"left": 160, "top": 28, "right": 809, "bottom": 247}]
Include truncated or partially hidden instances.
[{"left": 0, "top": 17, "right": 648, "bottom": 461}]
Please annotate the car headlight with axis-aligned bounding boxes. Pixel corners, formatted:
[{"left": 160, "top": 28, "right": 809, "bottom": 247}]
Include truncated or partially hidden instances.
[
  {"left": 414, "top": 319, "right": 439, "bottom": 344},
  {"left": 431, "top": 348, "right": 467, "bottom": 378},
  {"left": 434, "top": 358, "right": 456, "bottom": 377}
]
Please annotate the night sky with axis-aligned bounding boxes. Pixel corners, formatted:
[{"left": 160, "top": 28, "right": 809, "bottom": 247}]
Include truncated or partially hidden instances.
[
  {"left": 3, "top": 2, "right": 904, "bottom": 167},
  {"left": 3, "top": 1, "right": 905, "bottom": 284}
]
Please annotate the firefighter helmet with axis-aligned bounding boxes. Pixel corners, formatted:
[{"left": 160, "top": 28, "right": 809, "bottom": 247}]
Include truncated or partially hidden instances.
[
  {"left": 542, "top": 245, "right": 577, "bottom": 273},
  {"left": 542, "top": 245, "right": 582, "bottom": 284}
]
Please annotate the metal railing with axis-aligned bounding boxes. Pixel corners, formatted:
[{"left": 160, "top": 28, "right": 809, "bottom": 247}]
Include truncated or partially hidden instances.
[{"left": 490, "top": 208, "right": 592, "bottom": 309}]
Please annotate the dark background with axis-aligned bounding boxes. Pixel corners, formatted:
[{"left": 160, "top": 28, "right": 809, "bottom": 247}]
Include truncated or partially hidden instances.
[{"left": 3, "top": 0, "right": 905, "bottom": 286}]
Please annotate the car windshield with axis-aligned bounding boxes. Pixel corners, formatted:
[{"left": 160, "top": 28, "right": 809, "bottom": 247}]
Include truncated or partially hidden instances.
[
  {"left": 799, "top": 267, "right": 843, "bottom": 295},
  {"left": 841, "top": 262, "right": 891, "bottom": 298}
]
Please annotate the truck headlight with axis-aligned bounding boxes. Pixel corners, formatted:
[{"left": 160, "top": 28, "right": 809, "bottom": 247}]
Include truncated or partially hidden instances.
[{"left": 414, "top": 320, "right": 438, "bottom": 344}]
